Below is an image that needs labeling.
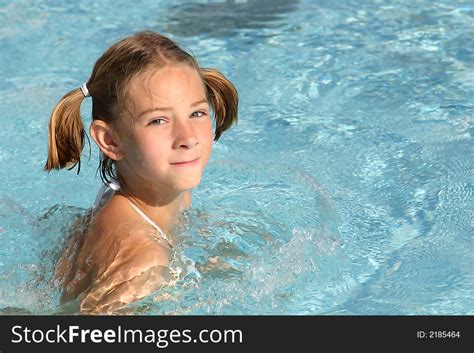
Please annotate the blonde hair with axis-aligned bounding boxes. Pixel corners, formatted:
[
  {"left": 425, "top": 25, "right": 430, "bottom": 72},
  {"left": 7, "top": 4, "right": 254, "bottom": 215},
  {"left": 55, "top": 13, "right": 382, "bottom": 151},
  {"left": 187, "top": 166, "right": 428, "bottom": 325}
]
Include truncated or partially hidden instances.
[{"left": 44, "top": 31, "right": 238, "bottom": 183}]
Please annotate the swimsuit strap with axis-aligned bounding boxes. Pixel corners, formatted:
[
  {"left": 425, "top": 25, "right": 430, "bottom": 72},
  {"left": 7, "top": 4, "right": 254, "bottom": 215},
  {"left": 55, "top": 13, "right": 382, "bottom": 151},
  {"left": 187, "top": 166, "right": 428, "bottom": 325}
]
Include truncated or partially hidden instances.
[{"left": 126, "top": 198, "right": 172, "bottom": 246}]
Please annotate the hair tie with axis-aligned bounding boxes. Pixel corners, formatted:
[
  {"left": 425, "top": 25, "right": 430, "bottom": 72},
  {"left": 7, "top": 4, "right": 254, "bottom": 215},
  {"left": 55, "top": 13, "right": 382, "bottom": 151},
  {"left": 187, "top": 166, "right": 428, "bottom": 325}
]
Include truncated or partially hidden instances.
[{"left": 80, "top": 83, "right": 91, "bottom": 98}]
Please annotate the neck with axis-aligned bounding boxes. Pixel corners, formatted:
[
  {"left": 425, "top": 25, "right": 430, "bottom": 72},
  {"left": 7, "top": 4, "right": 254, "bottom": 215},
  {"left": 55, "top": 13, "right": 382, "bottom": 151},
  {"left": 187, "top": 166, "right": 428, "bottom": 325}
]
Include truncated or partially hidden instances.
[{"left": 115, "top": 174, "right": 190, "bottom": 235}]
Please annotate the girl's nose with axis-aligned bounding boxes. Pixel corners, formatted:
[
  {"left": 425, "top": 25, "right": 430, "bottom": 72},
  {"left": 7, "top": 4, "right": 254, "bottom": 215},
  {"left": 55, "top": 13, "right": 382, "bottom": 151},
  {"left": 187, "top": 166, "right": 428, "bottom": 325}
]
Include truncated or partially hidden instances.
[{"left": 173, "top": 120, "right": 199, "bottom": 149}]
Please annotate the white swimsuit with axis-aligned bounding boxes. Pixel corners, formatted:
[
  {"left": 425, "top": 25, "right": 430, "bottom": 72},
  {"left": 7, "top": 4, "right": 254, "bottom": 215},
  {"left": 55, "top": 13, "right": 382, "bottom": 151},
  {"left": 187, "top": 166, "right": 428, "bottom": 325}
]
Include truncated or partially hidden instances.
[{"left": 91, "top": 179, "right": 171, "bottom": 245}]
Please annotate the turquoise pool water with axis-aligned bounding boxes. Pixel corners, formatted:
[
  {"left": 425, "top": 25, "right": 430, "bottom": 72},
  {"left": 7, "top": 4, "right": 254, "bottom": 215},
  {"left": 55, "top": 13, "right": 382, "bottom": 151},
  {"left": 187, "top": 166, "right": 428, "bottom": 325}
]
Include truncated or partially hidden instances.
[{"left": 0, "top": 0, "right": 472, "bottom": 314}]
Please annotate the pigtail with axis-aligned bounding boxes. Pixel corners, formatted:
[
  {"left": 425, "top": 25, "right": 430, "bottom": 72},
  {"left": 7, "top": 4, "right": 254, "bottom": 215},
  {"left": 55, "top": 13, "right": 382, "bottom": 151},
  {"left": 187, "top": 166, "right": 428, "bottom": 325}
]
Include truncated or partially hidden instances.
[
  {"left": 44, "top": 88, "right": 89, "bottom": 174},
  {"left": 200, "top": 68, "right": 238, "bottom": 141}
]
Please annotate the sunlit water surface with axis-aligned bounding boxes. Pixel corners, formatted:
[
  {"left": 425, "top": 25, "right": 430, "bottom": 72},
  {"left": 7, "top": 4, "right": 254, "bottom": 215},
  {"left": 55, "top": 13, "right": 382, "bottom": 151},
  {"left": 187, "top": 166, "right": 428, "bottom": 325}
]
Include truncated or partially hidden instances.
[{"left": 0, "top": 0, "right": 472, "bottom": 314}]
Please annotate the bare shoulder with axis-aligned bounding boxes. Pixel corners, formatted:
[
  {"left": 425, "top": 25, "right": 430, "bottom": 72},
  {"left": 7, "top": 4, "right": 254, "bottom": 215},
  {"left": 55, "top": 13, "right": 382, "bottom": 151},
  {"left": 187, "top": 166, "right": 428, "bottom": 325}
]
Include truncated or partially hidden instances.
[
  {"left": 89, "top": 198, "right": 171, "bottom": 273},
  {"left": 63, "top": 197, "right": 172, "bottom": 314},
  {"left": 111, "top": 222, "right": 170, "bottom": 268},
  {"left": 78, "top": 222, "right": 172, "bottom": 314}
]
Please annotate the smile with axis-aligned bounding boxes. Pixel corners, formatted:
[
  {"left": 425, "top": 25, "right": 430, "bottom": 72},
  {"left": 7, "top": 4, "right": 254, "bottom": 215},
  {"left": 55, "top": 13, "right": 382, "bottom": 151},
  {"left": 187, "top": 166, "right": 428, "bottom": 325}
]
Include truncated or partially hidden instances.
[{"left": 170, "top": 158, "right": 200, "bottom": 166}]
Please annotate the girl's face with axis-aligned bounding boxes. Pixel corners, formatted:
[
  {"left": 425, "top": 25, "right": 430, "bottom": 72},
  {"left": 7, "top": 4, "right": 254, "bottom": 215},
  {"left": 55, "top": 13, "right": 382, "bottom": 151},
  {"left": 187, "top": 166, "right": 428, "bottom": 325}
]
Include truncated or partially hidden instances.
[{"left": 115, "top": 64, "right": 214, "bottom": 192}]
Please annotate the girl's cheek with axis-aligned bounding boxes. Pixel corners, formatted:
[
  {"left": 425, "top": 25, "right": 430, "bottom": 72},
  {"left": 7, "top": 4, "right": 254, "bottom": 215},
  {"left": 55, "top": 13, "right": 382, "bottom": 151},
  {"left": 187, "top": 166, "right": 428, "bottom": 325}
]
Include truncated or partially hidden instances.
[
  {"left": 206, "top": 130, "right": 214, "bottom": 153},
  {"left": 207, "top": 121, "right": 214, "bottom": 142}
]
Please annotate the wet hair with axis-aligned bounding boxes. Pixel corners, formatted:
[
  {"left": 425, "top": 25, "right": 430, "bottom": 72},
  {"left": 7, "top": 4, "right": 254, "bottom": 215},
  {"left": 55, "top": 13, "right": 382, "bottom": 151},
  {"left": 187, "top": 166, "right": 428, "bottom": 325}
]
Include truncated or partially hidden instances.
[{"left": 44, "top": 31, "right": 238, "bottom": 183}]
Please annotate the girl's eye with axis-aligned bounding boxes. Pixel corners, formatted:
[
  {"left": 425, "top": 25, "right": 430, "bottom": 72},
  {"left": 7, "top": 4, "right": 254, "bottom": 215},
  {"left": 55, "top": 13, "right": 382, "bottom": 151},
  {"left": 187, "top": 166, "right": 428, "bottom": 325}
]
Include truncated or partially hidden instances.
[
  {"left": 192, "top": 111, "right": 207, "bottom": 118},
  {"left": 149, "top": 118, "right": 166, "bottom": 126}
]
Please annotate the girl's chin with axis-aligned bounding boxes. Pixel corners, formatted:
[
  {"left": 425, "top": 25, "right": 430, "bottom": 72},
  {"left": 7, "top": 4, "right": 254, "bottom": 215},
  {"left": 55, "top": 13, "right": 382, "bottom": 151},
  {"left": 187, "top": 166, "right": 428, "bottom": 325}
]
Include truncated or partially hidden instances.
[{"left": 169, "top": 176, "right": 202, "bottom": 191}]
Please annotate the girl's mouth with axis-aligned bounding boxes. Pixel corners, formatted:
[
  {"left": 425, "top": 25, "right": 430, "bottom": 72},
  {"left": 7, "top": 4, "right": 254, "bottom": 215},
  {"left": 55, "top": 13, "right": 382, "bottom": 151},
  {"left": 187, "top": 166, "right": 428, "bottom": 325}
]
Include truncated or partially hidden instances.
[{"left": 170, "top": 158, "right": 200, "bottom": 166}]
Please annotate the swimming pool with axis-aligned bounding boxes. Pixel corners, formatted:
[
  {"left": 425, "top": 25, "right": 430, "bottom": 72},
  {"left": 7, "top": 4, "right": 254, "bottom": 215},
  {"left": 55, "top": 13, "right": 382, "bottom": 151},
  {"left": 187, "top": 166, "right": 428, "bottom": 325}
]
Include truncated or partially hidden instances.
[{"left": 0, "top": 0, "right": 472, "bottom": 314}]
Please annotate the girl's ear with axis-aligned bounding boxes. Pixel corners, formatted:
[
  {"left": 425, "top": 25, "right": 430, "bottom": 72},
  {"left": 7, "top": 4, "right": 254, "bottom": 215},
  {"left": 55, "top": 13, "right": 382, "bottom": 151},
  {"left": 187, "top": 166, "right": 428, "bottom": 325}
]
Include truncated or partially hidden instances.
[{"left": 89, "top": 120, "right": 124, "bottom": 161}]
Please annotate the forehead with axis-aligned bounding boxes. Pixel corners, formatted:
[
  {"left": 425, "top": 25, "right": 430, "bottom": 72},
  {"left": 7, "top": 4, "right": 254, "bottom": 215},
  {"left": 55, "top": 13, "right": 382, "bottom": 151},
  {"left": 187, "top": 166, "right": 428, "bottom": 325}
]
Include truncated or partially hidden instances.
[{"left": 125, "top": 64, "right": 207, "bottom": 114}]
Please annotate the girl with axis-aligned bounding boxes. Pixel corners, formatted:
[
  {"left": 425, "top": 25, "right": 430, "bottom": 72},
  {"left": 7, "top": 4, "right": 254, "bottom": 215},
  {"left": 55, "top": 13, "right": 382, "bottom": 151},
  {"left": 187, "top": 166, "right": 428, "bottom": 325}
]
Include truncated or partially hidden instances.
[{"left": 45, "top": 31, "right": 238, "bottom": 314}]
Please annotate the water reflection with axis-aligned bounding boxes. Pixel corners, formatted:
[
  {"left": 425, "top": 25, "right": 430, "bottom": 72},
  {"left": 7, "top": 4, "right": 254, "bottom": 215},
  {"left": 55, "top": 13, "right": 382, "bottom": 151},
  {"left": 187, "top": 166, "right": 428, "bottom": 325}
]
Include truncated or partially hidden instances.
[{"left": 164, "top": 0, "right": 300, "bottom": 37}]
